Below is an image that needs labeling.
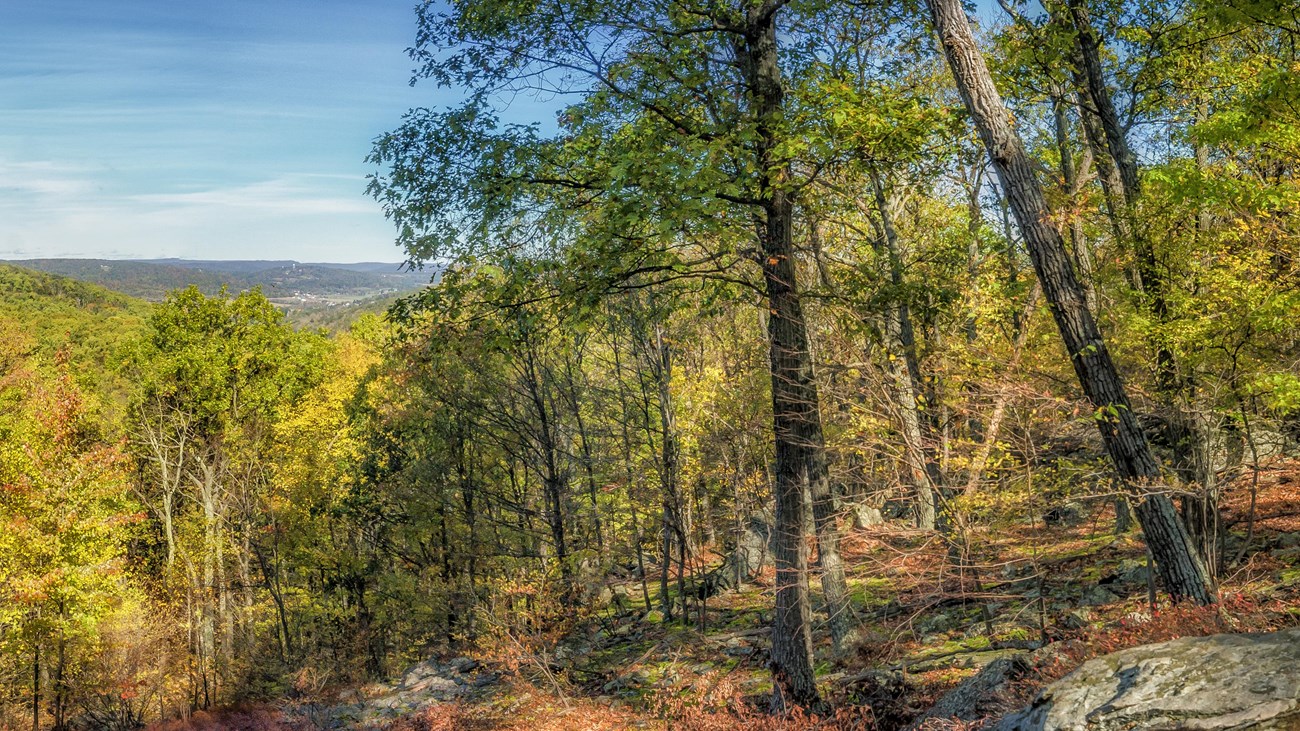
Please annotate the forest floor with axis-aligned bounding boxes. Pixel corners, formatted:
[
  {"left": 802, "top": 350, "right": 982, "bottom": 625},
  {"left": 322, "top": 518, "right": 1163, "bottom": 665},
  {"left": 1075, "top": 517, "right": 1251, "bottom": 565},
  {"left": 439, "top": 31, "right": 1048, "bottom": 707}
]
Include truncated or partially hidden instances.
[{"left": 150, "top": 459, "right": 1300, "bottom": 731}]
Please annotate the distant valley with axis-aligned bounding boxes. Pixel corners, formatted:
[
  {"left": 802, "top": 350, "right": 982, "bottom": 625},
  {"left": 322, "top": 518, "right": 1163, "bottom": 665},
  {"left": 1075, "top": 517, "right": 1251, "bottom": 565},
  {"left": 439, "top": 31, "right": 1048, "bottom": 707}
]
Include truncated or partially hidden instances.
[{"left": 4, "top": 257, "right": 436, "bottom": 329}]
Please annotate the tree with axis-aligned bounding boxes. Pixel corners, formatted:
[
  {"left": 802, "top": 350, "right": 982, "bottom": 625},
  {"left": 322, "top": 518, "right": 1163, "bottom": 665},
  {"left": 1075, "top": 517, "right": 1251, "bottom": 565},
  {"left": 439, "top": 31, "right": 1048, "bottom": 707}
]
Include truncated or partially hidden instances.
[
  {"left": 923, "top": 0, "right": 1218, "bottom": 604},
  {"left": 124, "top": 287, "right": 327, "bottom": 706},
  {"left": 0, "top": 338, "right": 141, "bottom": 731},
  {"left": 367, "top": 0, "right": 871, "bottom": 705}
]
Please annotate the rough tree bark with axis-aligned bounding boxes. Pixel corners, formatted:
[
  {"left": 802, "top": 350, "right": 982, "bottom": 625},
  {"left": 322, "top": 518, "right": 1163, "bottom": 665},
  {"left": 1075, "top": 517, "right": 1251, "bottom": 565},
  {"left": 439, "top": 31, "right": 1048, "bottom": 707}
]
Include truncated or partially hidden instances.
[
  {"left": 924, "top": 0, "right": 1217, "bottom": 604},
  {"left": 1062, "top": 0, "right": 1220, "bottom": 561},
  {"left": 738, "top": 0, "right": 825, "bottom": 709}
]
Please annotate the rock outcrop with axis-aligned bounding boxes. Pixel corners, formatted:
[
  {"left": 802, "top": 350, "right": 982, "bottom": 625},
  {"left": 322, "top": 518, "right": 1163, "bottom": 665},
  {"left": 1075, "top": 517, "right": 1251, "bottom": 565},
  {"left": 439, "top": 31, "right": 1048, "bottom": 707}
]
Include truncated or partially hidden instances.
[
  {"left": 284, "top": 656, "right": 500, "bottom": 729},
  {"left": 697, "top": 509, "right": 773, "bottom": 599},
  {"left": 996, "top": 627, "right": 1300, "bottom": 730},
  {"left": 913, "top": 654, "right": 1032, "bottom": 728}
]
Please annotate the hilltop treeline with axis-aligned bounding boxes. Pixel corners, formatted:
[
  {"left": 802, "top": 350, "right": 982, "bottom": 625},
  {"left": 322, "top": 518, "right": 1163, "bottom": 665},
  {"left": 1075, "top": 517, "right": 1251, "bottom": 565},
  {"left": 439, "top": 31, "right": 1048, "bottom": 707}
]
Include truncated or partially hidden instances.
[{"left": 11, "top": 259, "right": 425, "bottom": 302}]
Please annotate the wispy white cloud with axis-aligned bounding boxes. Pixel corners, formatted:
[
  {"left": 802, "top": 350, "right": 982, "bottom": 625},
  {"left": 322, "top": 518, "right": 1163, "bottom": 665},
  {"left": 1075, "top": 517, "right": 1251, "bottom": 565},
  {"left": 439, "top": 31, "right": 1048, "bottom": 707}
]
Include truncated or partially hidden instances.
[
  {"left": 0, "top": 1, "right": 462, "bottom": 261},
  {"left": 0, "top": 159, "right": 395, "bottom": 261},
  {"left": 0, "top": 160, "right": 100, "bottom": 197},
  {"left": 132, "top": 177, "right": 376, "bottom": 216}
]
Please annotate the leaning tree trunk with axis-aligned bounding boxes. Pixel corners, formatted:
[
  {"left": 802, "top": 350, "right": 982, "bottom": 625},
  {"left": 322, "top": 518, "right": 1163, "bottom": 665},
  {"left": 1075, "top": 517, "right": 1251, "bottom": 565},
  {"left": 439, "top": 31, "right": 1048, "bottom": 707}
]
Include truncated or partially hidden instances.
[
  {"left": 1064, "top": 0, "right": 1172, "bottom": 383},
  {"left": 1063, "top": 0, "right": 1221, "bottom": 562},
  {"left": 924, "top": 0, "right": 1217, "bottom": 605}
]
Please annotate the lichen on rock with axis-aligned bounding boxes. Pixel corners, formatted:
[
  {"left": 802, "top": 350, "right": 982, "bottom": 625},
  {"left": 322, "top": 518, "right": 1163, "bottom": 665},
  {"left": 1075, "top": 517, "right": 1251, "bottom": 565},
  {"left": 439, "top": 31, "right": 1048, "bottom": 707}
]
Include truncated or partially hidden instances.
[{"left": 995, "top": 627, "right": 1300, "bottom": 730}]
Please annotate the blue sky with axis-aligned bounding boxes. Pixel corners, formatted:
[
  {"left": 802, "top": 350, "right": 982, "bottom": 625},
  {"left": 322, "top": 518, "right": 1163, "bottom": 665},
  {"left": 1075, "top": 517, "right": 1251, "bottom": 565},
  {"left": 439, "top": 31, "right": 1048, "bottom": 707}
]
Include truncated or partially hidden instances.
[
  {"left": 0, "top": 0, "right": 453, "bottom": 262},
  {"left": 1, "top": 1, "right": 1011, "bottom": 264}
]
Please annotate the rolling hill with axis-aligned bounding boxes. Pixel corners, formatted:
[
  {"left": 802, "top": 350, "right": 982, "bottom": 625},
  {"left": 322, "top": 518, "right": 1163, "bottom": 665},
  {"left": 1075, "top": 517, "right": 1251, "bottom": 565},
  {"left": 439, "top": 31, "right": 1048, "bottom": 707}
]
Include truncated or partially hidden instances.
[
  {"left": 8, "top": 258, "right": 430, "bottom": 302},
  {"left": 0, "top": 263, "right": 149, "bottom": 396},
  {"left": 4, "top": 258, "right": 436, "bottom": 331}
]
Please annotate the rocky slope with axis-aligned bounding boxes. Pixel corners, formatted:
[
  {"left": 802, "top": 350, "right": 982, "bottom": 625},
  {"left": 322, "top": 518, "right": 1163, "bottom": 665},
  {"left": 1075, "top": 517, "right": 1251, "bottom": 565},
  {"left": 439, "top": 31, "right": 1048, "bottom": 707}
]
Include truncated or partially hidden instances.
[
  {"left": 995, "top": 627, "right": 1300, "bottom": 730},
  {"left": 282, "top": 656, "right": 499, "bottom": 730}
]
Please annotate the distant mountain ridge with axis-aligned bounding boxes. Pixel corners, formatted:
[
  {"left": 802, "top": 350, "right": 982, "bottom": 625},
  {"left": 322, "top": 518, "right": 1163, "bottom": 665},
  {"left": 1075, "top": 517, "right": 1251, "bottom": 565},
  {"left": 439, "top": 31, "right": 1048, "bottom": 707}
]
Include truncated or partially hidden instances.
[
  {"left": 137, "top": 258, "right": 415, "bottom": 274},
  {"left": 6, "top": 258, "right": 430, "bottom": 302}
]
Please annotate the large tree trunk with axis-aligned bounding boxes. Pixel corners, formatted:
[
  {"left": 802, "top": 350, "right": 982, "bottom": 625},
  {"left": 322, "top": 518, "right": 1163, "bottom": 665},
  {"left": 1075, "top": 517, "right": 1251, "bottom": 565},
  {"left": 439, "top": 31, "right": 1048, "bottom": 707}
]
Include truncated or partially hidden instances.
[
  {"left": 762, "top": 207, "right": 823, "bottom": 710},
  {"left": 1064, "top": 0, "right": 1221, "bottom": 565},
  {"left": 924, "top": 0, "right": 1217, "bottom": 605},
  {"left": 1173, "top": 406, "right": 1223, "bottom": 571},
  {"left": 740, "top": 1, "right": 824, "bottom": 710}
]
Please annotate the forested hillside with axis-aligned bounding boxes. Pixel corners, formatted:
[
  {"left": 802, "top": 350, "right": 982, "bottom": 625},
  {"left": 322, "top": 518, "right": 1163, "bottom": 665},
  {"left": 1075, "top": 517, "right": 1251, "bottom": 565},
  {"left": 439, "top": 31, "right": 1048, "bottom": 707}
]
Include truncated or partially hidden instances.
[
  {"left": 4, "top": 0, "right": 1300, "bottom": 728},
  {"left": 4, "top": 259, "right": 431, "bottom": 335},
  {"left": 8, "top": 259, "right": 426, "bottom": 309},
  {"left": 0, "top": 265, "right": 148, "bottom": 386}
]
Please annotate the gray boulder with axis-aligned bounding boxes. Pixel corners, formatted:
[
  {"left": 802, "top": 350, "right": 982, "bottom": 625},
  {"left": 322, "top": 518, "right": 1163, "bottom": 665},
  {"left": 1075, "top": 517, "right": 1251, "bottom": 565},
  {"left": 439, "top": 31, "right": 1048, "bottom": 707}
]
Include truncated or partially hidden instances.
[
  {"left": 996, "top": 627, "right": 1300, "bottom": 730},
  {"left": 696, "top": 509, "right": 773, "bottom": 599},
  {"left": 913, "top": 654, "right": 1032, "bottom": 728},
  {"left": 852, "top": 503, "right": 885, "bottom": 529},
  {"left": 1113, "top": 558, "right": 1150, "bottom": 587},
  {"left": 1078, "top": 585, "right": 1119, "bottom": 607}
]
